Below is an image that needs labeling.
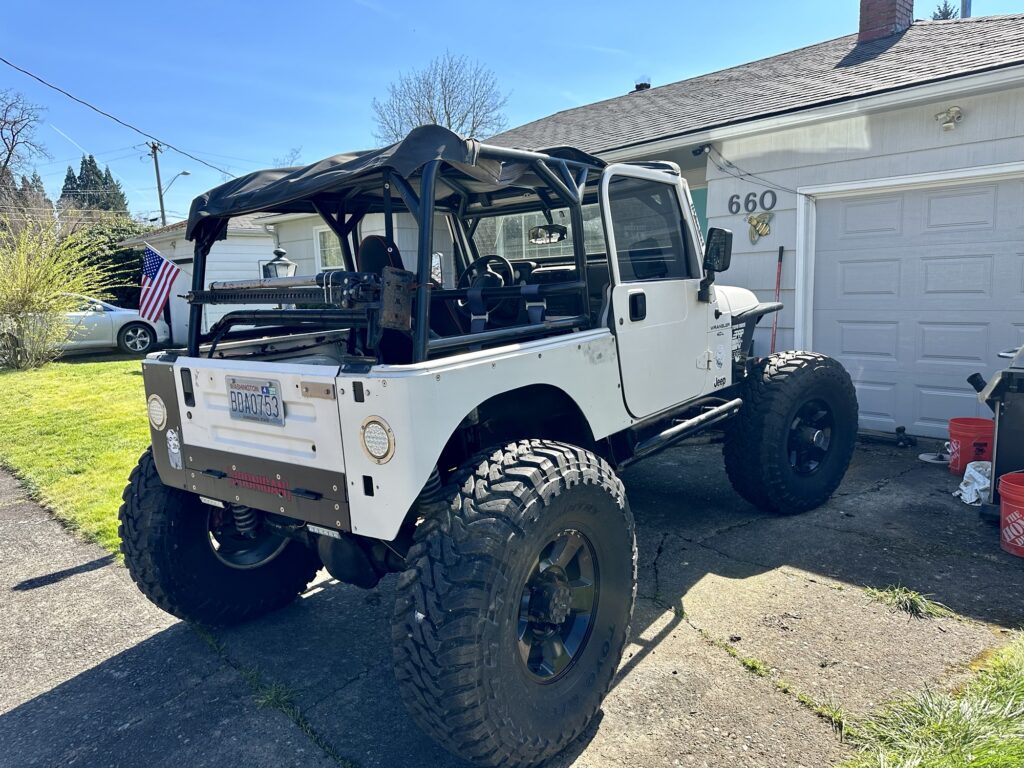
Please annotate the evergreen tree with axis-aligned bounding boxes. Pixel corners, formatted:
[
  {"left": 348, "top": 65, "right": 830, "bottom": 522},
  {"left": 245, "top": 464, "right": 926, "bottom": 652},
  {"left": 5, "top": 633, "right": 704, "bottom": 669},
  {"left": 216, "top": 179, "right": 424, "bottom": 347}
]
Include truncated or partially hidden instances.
[
  {"left": 932, "top": 1, "right": 958, "bottom": 20},
  {"left": 57, "top": 156, "right": 129, "bottom": 215},
  {"left": 18, "top": 172, "right": 52, "bottom": 211},
  {"left": 76, "top": 155, "right": 105, "bottom": 209},
  {"left": 102, "top": 167, "right": 128, "bottom": 212},
  {"left": 59, "top": 166, "right": 79, "bottom": 207}
]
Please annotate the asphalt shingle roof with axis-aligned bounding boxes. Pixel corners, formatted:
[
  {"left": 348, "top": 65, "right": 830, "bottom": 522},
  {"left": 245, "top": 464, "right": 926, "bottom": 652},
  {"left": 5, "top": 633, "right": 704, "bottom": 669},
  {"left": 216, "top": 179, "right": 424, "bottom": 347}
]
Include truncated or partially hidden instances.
[
  {"left": 119, "top": 213, "right": 267, "bottom": 246},
  {"left": 489, "top": 15, "right": 1024, "bottom": 155}
]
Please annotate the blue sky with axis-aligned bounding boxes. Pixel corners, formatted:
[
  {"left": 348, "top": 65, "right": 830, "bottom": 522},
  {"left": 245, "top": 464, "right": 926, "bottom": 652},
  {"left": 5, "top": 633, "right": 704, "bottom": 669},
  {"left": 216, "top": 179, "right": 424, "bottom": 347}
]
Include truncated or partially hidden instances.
[{"left": 2, "top": 0, "right": 1020, "bottom": 221}]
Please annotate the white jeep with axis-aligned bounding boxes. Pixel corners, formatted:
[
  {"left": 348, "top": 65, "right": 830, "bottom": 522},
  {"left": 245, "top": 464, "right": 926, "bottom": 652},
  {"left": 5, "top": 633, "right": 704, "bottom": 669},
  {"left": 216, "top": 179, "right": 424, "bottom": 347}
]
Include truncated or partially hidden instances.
[{"left": 121, "top": 126, "right": 857, "bottom": 767}]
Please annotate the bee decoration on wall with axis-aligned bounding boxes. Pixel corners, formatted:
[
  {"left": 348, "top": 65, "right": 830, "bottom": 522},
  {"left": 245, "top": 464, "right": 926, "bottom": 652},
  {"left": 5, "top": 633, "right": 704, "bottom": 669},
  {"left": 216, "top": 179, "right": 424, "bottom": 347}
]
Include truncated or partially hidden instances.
[{"left": 746, "top": 212, "right": 773, "bottom": 244}]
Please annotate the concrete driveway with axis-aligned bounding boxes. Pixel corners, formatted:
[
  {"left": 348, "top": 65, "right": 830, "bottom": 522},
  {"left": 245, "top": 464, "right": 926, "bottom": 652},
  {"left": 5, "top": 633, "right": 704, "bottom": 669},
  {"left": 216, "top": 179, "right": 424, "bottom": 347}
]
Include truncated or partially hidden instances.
[{"left": 2, "top": 442, "right": 1021, "bottom": 767}]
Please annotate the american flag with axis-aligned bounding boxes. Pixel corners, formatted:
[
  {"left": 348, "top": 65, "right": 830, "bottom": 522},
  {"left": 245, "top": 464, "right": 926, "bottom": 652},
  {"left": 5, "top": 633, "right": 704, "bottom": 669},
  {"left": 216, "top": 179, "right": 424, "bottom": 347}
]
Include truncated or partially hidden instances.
[{"left": 139, "top": 244, "right": 181, "bottom": 323}]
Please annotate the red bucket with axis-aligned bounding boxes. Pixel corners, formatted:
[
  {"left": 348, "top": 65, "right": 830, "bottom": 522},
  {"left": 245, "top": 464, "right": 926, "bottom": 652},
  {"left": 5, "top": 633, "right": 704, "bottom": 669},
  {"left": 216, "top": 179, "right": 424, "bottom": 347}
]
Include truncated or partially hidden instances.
[
  {"left": 1000, "top": 473, "right": 1024, "bottom": 559},
  {"left": 948, "top": 417, "right": 994, "bottom": 475}
]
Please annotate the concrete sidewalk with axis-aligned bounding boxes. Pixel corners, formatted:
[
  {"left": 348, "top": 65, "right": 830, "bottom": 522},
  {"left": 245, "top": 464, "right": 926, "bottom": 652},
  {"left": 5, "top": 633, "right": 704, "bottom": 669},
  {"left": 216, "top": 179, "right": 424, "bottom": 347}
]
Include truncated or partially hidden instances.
[{"left": 1, "top": 443, "right": 1020, "bottom": 768}]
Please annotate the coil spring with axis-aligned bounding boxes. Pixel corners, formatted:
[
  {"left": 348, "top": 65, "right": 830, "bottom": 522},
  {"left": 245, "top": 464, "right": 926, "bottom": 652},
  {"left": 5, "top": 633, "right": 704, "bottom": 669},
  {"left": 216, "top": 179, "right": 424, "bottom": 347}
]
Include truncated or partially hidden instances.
[
  {"left": 232, "top": 505, "right": 258, "bottom": 538},
  {"left": 417, "top": 467, "right": 445, "bottom": 505}
]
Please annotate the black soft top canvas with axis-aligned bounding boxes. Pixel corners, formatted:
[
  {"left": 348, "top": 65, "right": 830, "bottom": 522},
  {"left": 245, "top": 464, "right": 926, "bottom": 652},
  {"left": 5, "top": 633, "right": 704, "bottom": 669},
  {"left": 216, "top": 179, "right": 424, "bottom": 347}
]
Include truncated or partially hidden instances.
[{"left": 186, "top": 125, "right": 603, "bottom": 245}]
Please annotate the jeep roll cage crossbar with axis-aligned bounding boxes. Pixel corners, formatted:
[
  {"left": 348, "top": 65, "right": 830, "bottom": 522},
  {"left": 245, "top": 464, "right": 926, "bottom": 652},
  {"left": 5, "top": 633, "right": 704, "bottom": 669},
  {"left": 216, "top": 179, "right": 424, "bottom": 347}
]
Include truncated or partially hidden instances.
[{"left": 184, "top": 125, "right": 607, "bottom": 363}]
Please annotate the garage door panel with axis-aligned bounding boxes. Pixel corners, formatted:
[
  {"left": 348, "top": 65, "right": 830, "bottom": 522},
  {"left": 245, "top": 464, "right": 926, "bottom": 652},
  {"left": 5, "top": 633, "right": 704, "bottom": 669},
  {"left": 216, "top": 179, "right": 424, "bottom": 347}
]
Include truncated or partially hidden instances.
[
  {"left": 837, "top": 258, "right": 902, "bottom": 298},
  {"left": 917, "top": 322, "right": 992, "bottom": 367},
  {"left": 912, "top": 383, "right": 986, "bottom": 432},
  {"left": 924, "top": 185, "right": 997, "bottom": 233},
  {"left": 814, "top": 179, "right": 1019, "bottom": 438},
  {"left": 841, "top": 197, "right": 903, "bottom": 238},
  {"left": 853, "top": 380, "right": 898, "bottom": 432},
  {"left": 837, "top": 320, "right": 900, "bottom": 361},
  {"left": 921, "top": 254, "right": 993, "bottom": 297}
]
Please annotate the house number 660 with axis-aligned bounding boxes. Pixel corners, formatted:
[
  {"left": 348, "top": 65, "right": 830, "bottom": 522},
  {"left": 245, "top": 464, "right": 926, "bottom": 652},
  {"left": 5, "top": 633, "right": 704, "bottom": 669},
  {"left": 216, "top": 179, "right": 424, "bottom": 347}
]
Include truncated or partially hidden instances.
[{"left": 728, "top": 190, "right": 777, "bottom": 214}]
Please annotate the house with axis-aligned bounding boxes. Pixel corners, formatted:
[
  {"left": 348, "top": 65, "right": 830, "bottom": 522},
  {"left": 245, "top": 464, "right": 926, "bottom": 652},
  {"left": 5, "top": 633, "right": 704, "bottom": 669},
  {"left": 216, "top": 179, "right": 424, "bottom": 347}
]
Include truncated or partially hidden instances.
[
  {"left": 489, "top": 1, "right": 1024, "bottom": 438},
  {"left": 120, "top": 215, "right": 276, "bottom": 343}
]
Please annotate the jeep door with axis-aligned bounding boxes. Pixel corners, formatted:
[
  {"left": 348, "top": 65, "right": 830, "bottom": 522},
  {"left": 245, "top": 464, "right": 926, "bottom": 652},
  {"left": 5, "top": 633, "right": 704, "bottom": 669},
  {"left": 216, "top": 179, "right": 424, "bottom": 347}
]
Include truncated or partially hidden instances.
[{"left": 601, "top": 165, "right": 708, "bottom": 419}]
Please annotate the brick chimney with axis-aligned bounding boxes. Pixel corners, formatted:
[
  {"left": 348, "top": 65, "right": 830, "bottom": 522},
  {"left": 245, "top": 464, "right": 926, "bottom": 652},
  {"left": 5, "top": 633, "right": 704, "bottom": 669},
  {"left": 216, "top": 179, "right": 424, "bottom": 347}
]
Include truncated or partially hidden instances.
[{"left": 858, "top": 0, "right": 914, "bottom": 42}]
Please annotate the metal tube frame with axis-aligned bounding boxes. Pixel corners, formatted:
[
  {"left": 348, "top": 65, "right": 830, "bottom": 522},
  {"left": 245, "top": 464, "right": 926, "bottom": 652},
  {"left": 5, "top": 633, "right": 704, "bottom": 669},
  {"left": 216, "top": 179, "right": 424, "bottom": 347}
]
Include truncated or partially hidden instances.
[{"left": 185, "top": 143, "right": 603, "bottom": 362}]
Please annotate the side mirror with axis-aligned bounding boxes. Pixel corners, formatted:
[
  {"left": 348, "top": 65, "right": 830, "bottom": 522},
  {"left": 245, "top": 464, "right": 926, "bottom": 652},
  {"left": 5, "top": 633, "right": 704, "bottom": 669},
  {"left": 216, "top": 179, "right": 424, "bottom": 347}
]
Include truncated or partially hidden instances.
[
  {"left": 703, "top": 227, "right": 732, "bottom": 273},
  {"left": 528, "top": 224, "right": 567, "bottom": 245}
]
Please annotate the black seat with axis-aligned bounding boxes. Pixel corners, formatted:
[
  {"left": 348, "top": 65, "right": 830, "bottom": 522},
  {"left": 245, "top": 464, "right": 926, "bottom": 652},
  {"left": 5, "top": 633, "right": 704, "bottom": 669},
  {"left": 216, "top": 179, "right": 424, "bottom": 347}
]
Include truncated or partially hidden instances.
[
  {"left": 628, "top": 238, "right": 669, "bottom": 280},
  {"left": 355, "top": 235, "right": 403, "bottom": 273},
  {"left": 354, "top": 236, "right": 411, "bottom": 362}
]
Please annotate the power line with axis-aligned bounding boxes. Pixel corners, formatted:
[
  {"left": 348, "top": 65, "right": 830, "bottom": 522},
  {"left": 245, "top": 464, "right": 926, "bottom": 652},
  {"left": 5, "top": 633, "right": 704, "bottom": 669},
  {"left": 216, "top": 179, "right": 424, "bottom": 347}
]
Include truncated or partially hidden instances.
[
  {"left": 707, "top": 146, "right": 805, "bottom": 198},
  {"left": 0, "top": 55, "right": 235, "bottom": 178}
]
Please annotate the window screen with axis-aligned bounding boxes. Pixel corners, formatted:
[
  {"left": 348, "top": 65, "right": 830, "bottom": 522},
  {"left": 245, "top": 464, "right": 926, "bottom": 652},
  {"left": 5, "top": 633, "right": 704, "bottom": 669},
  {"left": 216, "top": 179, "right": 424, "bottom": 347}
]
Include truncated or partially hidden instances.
[{"left": 607, "top": 177, "right": 692, "bottom": 282}]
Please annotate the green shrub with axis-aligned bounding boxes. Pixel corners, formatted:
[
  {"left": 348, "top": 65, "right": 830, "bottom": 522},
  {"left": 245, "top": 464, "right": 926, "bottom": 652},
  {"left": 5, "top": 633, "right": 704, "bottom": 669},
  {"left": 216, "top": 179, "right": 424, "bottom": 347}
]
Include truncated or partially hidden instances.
[{"left": 0, "top": 217, "right": 116, "bottom": 369}]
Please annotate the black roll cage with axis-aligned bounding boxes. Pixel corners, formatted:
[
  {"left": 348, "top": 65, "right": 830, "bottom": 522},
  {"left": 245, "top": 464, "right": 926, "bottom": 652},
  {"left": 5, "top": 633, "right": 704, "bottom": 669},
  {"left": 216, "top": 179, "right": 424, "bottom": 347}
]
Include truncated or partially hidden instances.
[{"left": 186, "top": 141, "right": 603, "bottom": 363}]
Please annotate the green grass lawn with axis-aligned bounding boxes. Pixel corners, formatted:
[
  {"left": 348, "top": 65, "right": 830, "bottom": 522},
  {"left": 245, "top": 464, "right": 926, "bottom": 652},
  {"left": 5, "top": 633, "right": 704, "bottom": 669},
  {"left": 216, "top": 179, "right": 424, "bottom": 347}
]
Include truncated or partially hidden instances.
[
  {"left": 843, "top": 634, "right": 1024, "bottom": 767},
  {"left": 0, "top": 357, "right": 149, "bottom": 552}
]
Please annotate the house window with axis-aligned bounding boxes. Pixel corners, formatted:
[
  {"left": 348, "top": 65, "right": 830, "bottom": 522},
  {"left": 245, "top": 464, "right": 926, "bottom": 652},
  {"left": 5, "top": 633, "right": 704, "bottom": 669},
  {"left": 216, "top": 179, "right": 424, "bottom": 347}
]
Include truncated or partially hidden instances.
[{"left": 316, "top": 228, "right": 344, "bottom": 269}]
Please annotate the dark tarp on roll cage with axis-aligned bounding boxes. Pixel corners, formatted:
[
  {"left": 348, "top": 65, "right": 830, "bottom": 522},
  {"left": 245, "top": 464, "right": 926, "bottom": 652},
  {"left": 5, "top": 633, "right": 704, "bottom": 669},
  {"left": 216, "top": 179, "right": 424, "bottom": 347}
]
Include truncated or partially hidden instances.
[{"left": 184, "top": 124, "right": 606, "bottom": 361}]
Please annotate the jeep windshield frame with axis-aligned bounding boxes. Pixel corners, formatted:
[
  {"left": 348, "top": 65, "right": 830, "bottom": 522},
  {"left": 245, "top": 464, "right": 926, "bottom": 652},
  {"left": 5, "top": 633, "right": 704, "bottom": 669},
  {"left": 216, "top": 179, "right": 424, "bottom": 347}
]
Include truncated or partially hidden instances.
[{"left": 184, "top": 125, "right": 606, "bottom": 364}]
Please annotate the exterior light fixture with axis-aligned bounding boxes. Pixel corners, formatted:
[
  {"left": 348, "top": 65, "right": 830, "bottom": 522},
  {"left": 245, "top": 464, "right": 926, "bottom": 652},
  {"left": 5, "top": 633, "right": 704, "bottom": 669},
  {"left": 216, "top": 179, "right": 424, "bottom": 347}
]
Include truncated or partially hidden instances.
[
  {"left": 935, "top": 106, "right": 963, "bottom": 131},
  {"left": 263, "top": 247, "right": 297, "bottom": 279}
]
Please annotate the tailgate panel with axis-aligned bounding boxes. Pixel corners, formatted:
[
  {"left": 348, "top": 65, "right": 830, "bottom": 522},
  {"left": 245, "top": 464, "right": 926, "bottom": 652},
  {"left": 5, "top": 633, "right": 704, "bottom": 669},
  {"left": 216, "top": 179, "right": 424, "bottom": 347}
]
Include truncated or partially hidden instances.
[{"left": 176, "top": 358, "right": 346, "bottom": 474}]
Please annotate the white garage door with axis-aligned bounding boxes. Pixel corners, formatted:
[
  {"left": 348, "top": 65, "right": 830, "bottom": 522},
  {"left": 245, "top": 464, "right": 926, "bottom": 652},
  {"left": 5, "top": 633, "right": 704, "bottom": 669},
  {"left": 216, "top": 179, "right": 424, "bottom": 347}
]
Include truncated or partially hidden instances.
[{"left": 813, "top": 179, "right": 1024, "bottom": 438}]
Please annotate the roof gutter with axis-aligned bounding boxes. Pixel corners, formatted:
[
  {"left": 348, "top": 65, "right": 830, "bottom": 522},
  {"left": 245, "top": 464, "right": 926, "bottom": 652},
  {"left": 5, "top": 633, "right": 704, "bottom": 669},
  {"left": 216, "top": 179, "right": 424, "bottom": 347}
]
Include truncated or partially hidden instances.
[{"left": 600, "top": 62, "right": 1024, "bottom": 161}]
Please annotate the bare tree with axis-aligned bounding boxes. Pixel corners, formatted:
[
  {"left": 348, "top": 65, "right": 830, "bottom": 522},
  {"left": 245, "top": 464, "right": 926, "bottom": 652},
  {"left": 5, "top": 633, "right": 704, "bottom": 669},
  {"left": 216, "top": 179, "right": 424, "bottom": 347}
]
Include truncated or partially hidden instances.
[
  {"left": 273, "top": 146, "right": 303, "bottom": 167},
  {"left": 0, "top": 90, "right": 47, "bottom": 182},
  {"left": 372, "top": 52, "right": 509, "bottom": 145}
]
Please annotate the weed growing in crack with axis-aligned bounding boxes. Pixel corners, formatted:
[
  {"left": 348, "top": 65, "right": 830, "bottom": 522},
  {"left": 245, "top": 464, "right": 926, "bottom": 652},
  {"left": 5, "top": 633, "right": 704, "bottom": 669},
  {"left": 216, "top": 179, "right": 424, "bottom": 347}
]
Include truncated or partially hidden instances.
[
  {"left": 189, "top": 625, "right": 356, "bottom": 768},
  {"left": 864, "top": 585, "right": 952, "bottom": 619},
  {"left": 797, "top": 692, "right": 848, "bottom": 739},
  {"left": 741, "top": 657, "right": 770, "bottom": 677}
]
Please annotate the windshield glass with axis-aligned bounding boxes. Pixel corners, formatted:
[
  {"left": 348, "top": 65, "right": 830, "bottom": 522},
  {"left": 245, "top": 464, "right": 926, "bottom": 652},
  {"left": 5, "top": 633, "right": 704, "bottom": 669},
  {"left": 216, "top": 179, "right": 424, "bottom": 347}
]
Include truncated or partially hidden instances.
[{"left": 472, "top": 204, "right": 605, "bottom": 261}]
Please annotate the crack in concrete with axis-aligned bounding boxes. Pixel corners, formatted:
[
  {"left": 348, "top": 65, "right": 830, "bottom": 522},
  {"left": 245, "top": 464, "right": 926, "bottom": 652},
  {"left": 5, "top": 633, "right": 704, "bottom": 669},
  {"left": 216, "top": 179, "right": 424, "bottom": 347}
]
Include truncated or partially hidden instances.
[
  {"left": 650, "top": 532, "right": 672, "bottom": 602},
  {"left": 833, "top": 465, "right": 919, "bottom": 499},
  {"left": 302, "top": 667, "right": 373, "bottom": 712},
  {"left": 190, "top": 625, "right": 358, "bottom": 768}
]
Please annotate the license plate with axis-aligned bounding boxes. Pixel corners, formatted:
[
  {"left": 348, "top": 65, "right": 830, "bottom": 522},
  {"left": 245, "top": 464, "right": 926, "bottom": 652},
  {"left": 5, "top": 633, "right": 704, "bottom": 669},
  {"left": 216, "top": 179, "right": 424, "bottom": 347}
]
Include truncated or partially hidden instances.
[{"left": 227, "top": 377, "right": 285, "bottom": 426}]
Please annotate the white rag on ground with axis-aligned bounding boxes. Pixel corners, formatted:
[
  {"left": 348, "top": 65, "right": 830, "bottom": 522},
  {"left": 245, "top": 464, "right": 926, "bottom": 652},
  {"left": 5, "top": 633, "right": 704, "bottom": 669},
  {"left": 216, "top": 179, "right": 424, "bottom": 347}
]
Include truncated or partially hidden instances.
[{"left": 954, "top": 461, "right": 992, "bottom": 506}]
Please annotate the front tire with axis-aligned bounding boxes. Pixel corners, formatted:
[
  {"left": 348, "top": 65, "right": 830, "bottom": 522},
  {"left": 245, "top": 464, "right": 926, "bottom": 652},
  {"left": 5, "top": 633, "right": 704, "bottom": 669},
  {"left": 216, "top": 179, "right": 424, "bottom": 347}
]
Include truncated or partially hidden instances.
[
  {"left": 118, "top": 323, "right": 155, "bottom": 354},
  {"left": 119, "top": 449, "right": 321, "bottom": 626},
  {"left": 391, "top": 440, "right": 636, "bottom": 767},
  {"left": 724, "top": 351, "right": 858, "bottom": 514}
]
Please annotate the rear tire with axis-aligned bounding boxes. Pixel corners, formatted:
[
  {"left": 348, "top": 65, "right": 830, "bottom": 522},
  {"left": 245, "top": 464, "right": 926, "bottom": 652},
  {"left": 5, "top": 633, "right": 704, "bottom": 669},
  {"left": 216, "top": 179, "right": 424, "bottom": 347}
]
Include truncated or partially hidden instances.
[
  {"left": 118, "top": 323, "right": 155, "bottom": 355},
  {"left": 119, "top": 449, "right": 321, "bottom": 626},
  {"left": 724, "top": 351, "right": 857, "bottom": 514},
  {"left": 391, "top": 440, "right": 636, "bottom": 767}
]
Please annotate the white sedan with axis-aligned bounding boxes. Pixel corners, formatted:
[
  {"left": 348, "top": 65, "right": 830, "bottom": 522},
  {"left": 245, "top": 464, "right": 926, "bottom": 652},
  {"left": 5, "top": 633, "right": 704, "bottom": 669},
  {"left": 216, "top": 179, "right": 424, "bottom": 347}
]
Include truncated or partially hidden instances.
[{"left": 65, "top": 295, "right": 170, "bottom": 355}]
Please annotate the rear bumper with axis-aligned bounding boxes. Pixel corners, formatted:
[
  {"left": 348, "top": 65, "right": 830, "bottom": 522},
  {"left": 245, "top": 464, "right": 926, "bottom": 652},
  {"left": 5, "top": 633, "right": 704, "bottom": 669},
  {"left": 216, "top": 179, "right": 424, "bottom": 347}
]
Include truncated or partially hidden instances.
[{"left": 141, "top": 356, "right": 351, "bottom": 534}]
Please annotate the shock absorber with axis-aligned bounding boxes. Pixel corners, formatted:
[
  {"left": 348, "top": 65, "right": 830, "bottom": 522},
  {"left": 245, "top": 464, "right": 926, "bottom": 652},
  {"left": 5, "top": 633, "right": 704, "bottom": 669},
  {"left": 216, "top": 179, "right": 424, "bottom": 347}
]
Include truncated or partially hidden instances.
[{"left": 231, "top": 505, "right": 258, "bottom": 538}]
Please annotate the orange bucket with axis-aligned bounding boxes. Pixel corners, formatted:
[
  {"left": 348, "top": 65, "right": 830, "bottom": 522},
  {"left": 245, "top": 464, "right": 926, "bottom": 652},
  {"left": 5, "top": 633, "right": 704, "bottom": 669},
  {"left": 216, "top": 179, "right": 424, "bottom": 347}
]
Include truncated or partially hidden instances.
[
  {"left": 948, "top": 417, "right": 994, "bottom": 475},
  {"left": 1000, "top": 473, "right": 1024, "bottom": 559}
]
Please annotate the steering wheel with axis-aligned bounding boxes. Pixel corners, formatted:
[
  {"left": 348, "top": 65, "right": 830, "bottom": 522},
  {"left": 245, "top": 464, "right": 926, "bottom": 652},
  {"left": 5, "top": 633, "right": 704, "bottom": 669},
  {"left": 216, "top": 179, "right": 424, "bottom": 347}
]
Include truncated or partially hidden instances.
[{"left": 456, "top": 254, "right": 515, "bottom": 317}]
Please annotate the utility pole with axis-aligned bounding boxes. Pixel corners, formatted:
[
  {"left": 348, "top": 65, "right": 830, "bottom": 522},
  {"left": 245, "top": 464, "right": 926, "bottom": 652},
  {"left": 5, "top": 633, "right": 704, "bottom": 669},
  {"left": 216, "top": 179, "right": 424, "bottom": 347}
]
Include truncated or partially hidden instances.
[
  {"left": 147, "top": 140, "right": 173, "bottom": 344},
  {"left": 961, "top": 0, "right": 971, "bottom": 18},
  {"left": 148, "top": 141, "right": 166, "bottom": 226}
]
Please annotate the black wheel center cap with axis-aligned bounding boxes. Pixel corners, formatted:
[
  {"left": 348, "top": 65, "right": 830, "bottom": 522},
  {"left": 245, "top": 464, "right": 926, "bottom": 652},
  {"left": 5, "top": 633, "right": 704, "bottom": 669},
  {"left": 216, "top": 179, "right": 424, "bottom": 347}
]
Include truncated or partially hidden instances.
[{"left": 528, "top": 573, "right": 572, "bottom": 626}]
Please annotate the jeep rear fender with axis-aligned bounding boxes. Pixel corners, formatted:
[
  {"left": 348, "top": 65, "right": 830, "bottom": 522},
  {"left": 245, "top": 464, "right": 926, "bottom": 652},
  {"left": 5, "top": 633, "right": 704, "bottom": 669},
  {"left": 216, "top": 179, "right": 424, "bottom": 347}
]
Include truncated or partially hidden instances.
[{"left": 340, "top": 328, "right": 630, "bottom": 541}]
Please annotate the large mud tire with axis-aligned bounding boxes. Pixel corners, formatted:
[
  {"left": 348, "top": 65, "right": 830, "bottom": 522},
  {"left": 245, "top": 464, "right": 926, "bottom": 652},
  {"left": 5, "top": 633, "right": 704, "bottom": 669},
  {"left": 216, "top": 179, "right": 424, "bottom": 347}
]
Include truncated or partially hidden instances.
[
  {"left": 119, "top": 449, "right": 321, "bottom": 626},
  {"left": 724, "top": 351, "right": 858, "bottom": 514},
  {"left": 391, "top": 440, "right": 636, "bottom": 767}
]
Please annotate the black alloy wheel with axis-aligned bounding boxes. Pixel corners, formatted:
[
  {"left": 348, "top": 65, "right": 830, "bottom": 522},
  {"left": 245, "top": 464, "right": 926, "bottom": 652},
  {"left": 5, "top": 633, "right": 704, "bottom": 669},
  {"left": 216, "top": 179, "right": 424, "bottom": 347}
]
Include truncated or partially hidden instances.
[{"left": 517, "top": 529, "right": 599, "bottom": 682}]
